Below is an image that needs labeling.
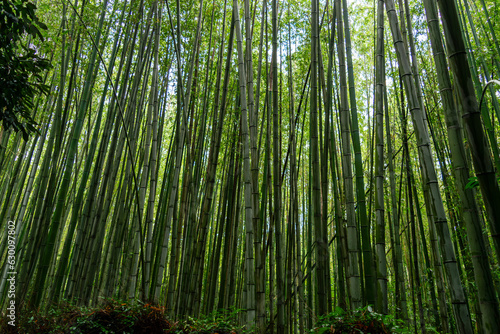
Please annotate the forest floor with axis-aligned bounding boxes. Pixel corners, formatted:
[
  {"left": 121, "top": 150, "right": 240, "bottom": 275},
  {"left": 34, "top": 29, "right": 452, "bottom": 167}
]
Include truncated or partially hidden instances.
[{"left": 0, "top": 299, "right": 396, "bottom": 333}]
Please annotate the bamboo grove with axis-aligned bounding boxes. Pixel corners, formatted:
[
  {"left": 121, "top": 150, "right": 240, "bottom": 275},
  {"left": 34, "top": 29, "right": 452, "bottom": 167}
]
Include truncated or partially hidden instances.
[{"left": 1, "top": 0, "right": 500, "bottom": 332}]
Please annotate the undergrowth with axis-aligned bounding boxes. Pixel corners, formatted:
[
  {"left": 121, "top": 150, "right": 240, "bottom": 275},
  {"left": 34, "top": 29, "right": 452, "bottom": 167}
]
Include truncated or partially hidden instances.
[
  {"left": 0, "top": 299, "right": 242, "bottom": 334},
  {"left": 310, "top": 306, "right": 412, "bottom": 333},
  {"left": 1, "top": 300, "right": 415, "bottom": 333}
]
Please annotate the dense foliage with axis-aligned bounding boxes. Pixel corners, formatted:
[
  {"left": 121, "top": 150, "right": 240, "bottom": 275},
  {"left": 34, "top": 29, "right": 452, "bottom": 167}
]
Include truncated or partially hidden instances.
[
  {"left": 0, "top": 300, "right": 240, "bottom": 333},
  {"left": 0, "top": 0, "right": 50, "bottom": 138}
]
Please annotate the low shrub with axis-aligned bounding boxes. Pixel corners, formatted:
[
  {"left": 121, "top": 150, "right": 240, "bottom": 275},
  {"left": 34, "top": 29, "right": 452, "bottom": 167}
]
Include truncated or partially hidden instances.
[
  {"left": 310, "top": 306, "right": 410, "bottom": 334},
  {"left": 0, "top": 300, "right": 241, "bottom": 334}
]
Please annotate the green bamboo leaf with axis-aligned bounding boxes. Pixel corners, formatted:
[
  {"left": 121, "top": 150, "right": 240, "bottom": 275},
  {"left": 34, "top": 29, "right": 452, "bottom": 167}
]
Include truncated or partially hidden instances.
[{"left": 465, "top": 177, "right": 479, "bottom": 190}]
